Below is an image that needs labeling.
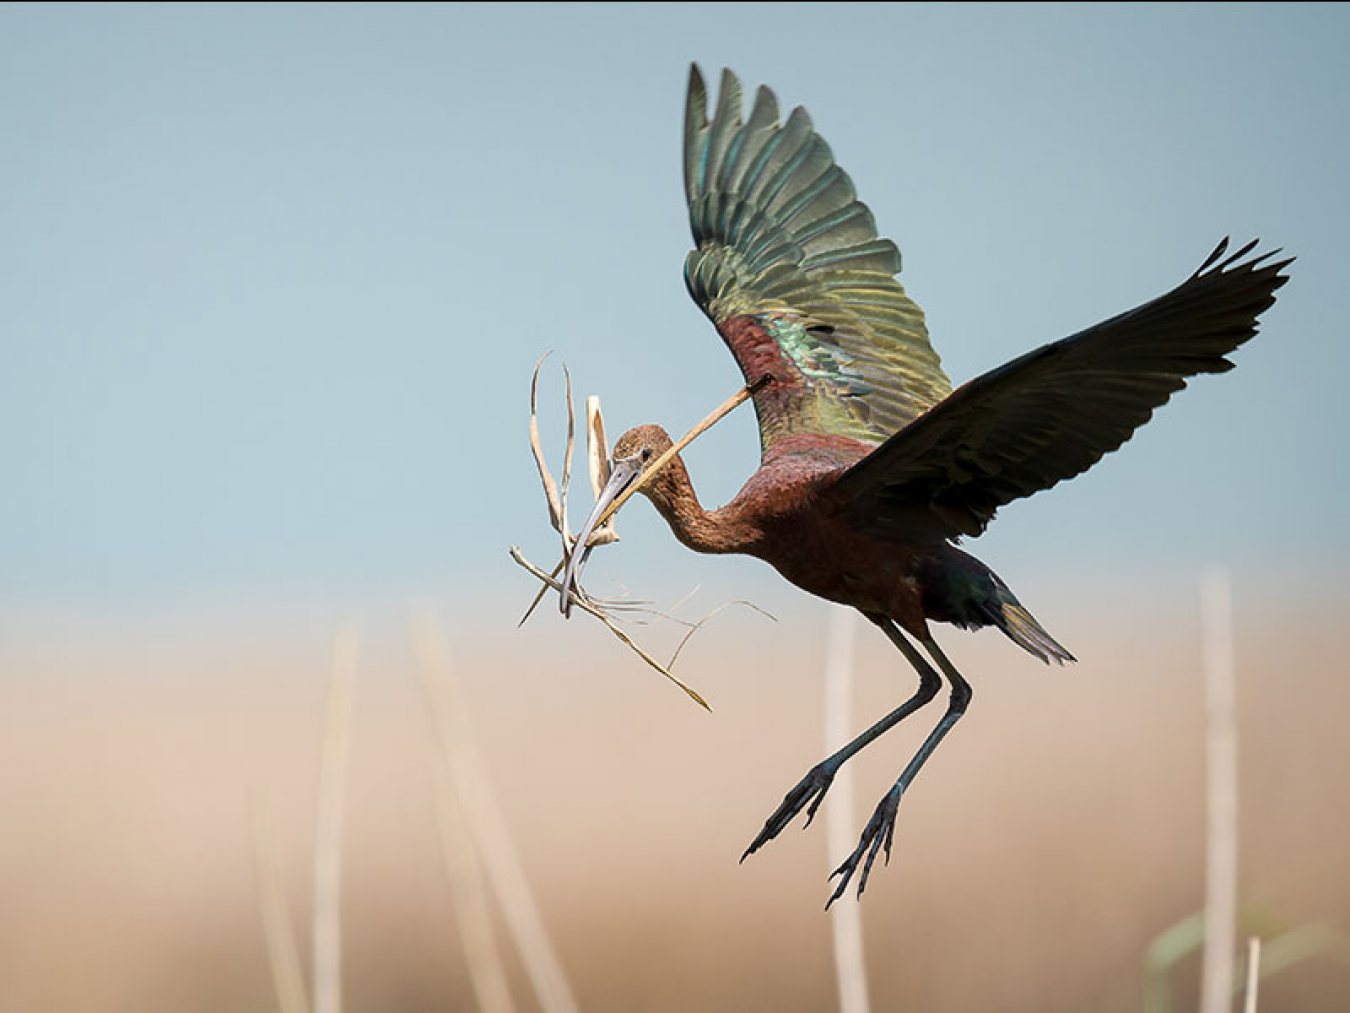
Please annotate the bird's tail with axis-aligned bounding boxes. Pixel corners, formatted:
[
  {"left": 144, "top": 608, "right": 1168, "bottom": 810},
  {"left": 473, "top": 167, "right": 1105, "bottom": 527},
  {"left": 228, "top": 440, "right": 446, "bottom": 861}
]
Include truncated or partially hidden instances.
[{"left": 989, "top": 578, "right": 1075, "bottom": 665}]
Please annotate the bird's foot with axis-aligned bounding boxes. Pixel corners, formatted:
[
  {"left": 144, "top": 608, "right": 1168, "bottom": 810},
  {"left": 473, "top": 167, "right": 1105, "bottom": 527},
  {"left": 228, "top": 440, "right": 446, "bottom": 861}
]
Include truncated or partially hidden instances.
[
  {"left": 825, "top": 784, "right": 903, "bottom": 909},
  {"left": 741, "top": 761, "right": 837, "bottom": 862}
]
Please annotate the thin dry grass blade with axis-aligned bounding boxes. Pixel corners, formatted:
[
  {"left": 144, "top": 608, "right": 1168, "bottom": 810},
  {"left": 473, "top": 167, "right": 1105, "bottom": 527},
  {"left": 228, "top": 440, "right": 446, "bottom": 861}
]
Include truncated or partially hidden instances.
[
  {"left": 586, "top": 394, "right": 611, "bottom": 498},
  {"left": 584, "top": 395, "right": 618, "bottom": 545},
  {"left": 518, "top": 375, "right": 768, "bottom": 626},
  {"left": 823, "top": 605, "right": 870, "bottom": 1012},
  {"left": 521, "top": 371, "right": 624, "bottom": 627},
  {"left": 250, "top": 794, "right": 310, "bottom": 1013},
  {"left": 314, "top": 625, "right": 359, "bottom": 1013},
  {"left": 665, "top": 599, "right": 775, "bottom": 670},
  {"left": 557, "top": 365, "right": 576, "bottom": 552},
  {"left": 528, "top": 354, "right": 567, "bottom": 539},
  {"left": 517, "top": 559, "right": 563, "bottom": 628},
  {"left": 509, "top": 547, "right": 711, "bottom": 710},
  {"left": 413, "top": 613, "right": 579, "bottom": 1013}
]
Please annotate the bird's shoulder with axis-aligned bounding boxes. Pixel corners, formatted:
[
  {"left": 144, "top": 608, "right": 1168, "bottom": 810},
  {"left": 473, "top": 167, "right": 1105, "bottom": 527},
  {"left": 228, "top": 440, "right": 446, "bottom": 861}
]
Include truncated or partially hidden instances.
[{"left": 731, "top": 433, "right": 875, "bottom": 518}]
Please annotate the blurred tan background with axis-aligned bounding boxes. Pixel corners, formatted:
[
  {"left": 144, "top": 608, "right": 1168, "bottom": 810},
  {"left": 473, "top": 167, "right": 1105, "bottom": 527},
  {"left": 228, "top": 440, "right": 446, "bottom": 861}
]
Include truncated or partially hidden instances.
[
  {"left": 2, "top": 577, "right": 1346, "bottom": 1012},
  {"left": 5, "top": 5, "right": 1348, "bottom": 1010}
]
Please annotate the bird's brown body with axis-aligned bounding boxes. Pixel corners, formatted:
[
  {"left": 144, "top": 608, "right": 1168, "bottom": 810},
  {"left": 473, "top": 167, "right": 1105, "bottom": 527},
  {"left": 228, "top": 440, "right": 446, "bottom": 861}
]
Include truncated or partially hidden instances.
[
  {"left": 626, "top": 424, "right": 1059, "bottom": 658},
  {"left": 560, "top": 66, "right": 1290, "bottom": 905},
  {"left": 634, "top": 428, "right": 920, "bottom": 627}
]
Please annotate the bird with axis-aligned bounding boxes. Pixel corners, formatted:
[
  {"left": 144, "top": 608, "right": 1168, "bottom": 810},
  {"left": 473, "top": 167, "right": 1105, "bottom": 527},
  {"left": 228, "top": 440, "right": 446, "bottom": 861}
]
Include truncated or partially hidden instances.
[{"left": 560, "top": 65, "right": 1291, "bottom": 907}]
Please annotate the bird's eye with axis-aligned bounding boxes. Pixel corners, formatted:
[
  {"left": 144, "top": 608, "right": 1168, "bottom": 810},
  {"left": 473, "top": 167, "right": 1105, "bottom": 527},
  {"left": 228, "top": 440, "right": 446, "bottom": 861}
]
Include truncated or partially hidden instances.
[{"left": 641, "top": 448, "right": 653, "bottom": 463}]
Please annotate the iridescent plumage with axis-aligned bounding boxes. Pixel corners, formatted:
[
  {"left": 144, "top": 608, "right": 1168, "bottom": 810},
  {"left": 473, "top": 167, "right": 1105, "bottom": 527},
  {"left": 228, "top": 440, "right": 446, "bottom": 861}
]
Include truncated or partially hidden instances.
[
  {"left": 683, "top": 67, "right": 951, "bottom": 452},
  {"left": 563, "top": 66, "right": 1291, "bottom": 905}
]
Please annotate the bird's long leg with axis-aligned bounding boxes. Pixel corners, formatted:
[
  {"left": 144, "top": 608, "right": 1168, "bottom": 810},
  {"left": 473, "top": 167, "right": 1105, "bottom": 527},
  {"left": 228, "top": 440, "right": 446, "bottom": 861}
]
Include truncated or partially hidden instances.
[
  {"left": 825, "top": 636, "right": 971, "bottom": 908},
  {"left": 741, "top": 614, "right": 942, "bottom": 862}
]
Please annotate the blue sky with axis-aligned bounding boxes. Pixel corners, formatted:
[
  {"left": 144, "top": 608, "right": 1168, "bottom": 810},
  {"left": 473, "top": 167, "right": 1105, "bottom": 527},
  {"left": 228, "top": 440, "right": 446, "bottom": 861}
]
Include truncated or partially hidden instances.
[{"left": 2, "top": 3, "right": 1346, "bottom": 616}]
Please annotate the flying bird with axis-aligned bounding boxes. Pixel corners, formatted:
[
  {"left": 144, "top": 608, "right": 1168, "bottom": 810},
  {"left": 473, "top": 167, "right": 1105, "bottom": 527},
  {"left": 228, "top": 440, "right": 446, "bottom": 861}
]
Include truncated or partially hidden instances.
[{"left": 562, "top": 65, "right": 1290, "bottom": 906}]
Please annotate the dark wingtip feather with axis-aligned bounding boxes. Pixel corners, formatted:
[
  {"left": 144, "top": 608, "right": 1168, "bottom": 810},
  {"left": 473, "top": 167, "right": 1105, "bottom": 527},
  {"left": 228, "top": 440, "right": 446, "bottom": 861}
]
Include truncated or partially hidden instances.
[
  {"left": 1196, "top": 237, "right": 1231, "bottom": 275},
  {"left": 1222, "top": 237, "right": 1262, "bottom": 267},
  {"left": 1197, "top": 237, "right": 1294, "bottom": 284}
]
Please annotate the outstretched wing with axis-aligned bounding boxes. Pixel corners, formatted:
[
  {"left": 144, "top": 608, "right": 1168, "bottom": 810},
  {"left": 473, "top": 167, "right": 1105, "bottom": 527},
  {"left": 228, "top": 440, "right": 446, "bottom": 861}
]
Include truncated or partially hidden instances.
[
  {"left": 683, "top": 66, "right": 951, "bottom": 457},
  {"left": 824, "top": 239, "right": 1292, "bottom": 542}
]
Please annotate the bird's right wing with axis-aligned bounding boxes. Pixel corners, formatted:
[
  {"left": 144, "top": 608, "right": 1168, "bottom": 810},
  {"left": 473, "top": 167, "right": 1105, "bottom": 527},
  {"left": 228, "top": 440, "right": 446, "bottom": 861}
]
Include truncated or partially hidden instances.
[
  {"left": 683, "top": 66, "right": 952, "bottom": 458},
  {"left": 823, "top": 239, "right": 1292, "bottom": 543}
]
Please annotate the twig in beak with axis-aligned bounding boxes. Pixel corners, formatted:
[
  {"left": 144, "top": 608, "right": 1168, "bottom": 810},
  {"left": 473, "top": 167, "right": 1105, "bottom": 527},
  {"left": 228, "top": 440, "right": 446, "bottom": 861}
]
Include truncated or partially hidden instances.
[
  {"left": 521, "top": 366, "right": 621, "bottom": 627},
  {"left": 558, "top": 365, "right": 576, "bottom": 556},
  {"left": 516, "top": 369, "right": 771, "bottom": 707},
  {"left": 586, "top": 395, "right": 616, "bottom": 543},
  {"left": 509, "top": 546, "right": 711, "bottom": 711},
  {"left": 528, "top": 354, "right": 567, "bottom": 541},
  {"left": 585, "top": 374, "right": 771, "bottom": 535},
  {"left": 520, "top": 373, "right": 768, "bottom": 628}
]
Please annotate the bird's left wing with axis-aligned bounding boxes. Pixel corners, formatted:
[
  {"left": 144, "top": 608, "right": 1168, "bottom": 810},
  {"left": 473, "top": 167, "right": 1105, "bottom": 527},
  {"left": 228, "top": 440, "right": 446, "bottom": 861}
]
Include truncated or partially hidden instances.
[
  {"left": 683, "top": 66, "right": 952, "bottom": 458},
  {"left": 823, "top": 239, "right": 1292, "bottom": 543}
]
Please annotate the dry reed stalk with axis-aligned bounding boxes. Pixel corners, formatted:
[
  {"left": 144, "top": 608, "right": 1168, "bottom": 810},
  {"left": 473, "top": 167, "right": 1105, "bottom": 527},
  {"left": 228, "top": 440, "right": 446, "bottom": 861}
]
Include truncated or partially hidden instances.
[
  {"left": 558, "top": 366, "right": 577, "bottom": 554},
  {"left": 313, "top": 626, "right": 359, "bottom": 1013},
  {"left": 586, "top": 395, "right": 612, "bottom": 503},
  {"left": 518, "top": 372, "right": 768, "bottom": 627},
  {"left": 411, "top": 610, "right": 516, "bottom": 1012},
  {"left": 1242, "top": 936, "right": 1261, "bottom": 1013},
  {"left": 509, "top": 547, "right": 711, "bottom": 709},
  {"left": 411, "top": 617, "right": 516, "bottom": 1013},
  {"left": 413, "top": 613, "right": 579, "bottom": 1013},
  {"left": 528, "top": 355, "right": 572, "bottom": 546},
  {"left": 822, "top": 604, "right": 870, "bottom": 1011},
  {"left": 431, "top": 783, "right": 515, "bottom": 1013},
  {"left": 250, "top": 795, "right": 309, "bottom": 1013},
  {"left": 514, "top": 368, "right": 767, "bottom": 706},
  {"left": 519, "top": 360, "right": 620, "bottom": 628},
  {"left": 1200, "top": 569, "right": 1238, "bottom": 1013}
]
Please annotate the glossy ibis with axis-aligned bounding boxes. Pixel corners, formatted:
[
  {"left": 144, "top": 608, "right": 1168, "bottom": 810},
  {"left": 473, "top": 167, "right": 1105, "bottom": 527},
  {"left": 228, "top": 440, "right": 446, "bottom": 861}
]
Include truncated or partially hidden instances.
[{"left": 563, "top": 66, "right": 1290, "bottom": 906}]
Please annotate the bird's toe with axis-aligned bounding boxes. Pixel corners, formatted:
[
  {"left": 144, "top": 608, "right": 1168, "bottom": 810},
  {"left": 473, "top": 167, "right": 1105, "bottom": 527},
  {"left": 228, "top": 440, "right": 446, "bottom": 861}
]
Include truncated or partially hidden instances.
[
  {"left": 825, "top": 785, "right": 903, "bottom": 908},
  {"left": 741, "top": 762, "right": 836, "bottom": 861}
]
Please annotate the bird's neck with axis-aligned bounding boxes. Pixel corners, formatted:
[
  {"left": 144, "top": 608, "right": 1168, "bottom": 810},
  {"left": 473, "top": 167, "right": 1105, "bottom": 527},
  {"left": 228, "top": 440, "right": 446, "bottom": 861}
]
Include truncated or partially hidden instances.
[{"left": 644, "top": 454, "right": 754, "bottom": 555}]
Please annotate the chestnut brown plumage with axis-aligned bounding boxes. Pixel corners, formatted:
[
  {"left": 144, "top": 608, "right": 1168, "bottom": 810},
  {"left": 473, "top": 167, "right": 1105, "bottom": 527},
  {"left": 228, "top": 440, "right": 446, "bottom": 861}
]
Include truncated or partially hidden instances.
[{"left": 563, "top": 66, "right": 1291, "bottom": 906}]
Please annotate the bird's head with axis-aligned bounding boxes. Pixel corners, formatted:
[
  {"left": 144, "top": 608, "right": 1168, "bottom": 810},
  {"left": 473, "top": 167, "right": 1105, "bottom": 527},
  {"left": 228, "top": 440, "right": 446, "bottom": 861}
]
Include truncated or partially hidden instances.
[
  {"left": 560, "top": 424, "right": 676, "bottom": 616},
  {"left": 610, "top": 424, "right": 674, "bottom": 474}
]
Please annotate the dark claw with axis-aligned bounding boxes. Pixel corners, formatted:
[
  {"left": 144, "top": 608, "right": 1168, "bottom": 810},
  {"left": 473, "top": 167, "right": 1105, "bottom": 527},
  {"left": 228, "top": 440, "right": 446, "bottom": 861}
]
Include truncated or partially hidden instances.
[
  {"left": 740, "top": 761, "right": 837, "bottom": 862},
  {"left": 825, "top": 785, "right": 903, "bottom": 909}
]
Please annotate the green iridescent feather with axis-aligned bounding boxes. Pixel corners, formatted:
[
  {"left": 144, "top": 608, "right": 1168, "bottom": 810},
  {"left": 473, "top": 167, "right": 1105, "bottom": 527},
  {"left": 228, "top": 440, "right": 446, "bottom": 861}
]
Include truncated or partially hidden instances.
[{"left": 682, "top": 65, "right": 952, "bottom": 454}]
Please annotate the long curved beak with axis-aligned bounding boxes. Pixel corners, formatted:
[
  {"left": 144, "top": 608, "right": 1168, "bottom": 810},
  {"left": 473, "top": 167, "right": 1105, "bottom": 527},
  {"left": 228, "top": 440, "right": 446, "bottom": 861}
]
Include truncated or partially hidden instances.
[{"left": 561, "top": 455, "right": 642, "bottom": 617}]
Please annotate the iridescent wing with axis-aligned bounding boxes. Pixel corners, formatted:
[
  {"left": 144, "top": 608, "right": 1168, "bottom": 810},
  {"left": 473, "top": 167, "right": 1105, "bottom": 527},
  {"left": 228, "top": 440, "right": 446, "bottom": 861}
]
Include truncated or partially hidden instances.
[
  {"left": 683, "top": 66, "right": 951, "bottom": 457},
  {"left": 825, "top": 239, "right": 1292, "bottom": 542}
]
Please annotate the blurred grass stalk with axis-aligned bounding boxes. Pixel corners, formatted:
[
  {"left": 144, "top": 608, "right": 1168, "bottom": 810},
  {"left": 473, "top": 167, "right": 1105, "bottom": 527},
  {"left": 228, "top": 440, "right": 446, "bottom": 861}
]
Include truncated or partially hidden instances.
[
  {"left": 416, "top": 613, "right": 515, "bottom": 1013},
  {"left": 414, "top": 611, "right": 579, "bottom": 1013},
  {"left": 1200, "top": 569, "right": 1237, "bottom": 1013},
  {"left": 823, "top": 604, "right": 870, "bottom": 1013},
  {"left": 432, "top": 766, "right": 514, "bottom": 1013},
  {"left": 251, "top": 794, "right": 309, "bottom": 1013},
  {"left": 314, "top": 626, "right": 359, "bottom": 1013},
  {"left": 1242, "top": 936, "right": 1261, "bottom": 1013}
]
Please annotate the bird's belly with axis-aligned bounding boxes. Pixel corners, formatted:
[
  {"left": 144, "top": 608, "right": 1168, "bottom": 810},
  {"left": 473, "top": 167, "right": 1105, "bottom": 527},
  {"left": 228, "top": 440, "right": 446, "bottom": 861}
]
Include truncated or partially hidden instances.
[{"left": 754, "top": 516, "right": 926, "bottom": 627}]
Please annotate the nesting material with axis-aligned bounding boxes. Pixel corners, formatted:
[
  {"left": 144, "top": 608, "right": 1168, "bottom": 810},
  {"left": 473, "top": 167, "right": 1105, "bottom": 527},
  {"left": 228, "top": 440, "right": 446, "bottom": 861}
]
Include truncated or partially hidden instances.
[{"left": 512, "top": 357, "right": 712, "bottom": 709}]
